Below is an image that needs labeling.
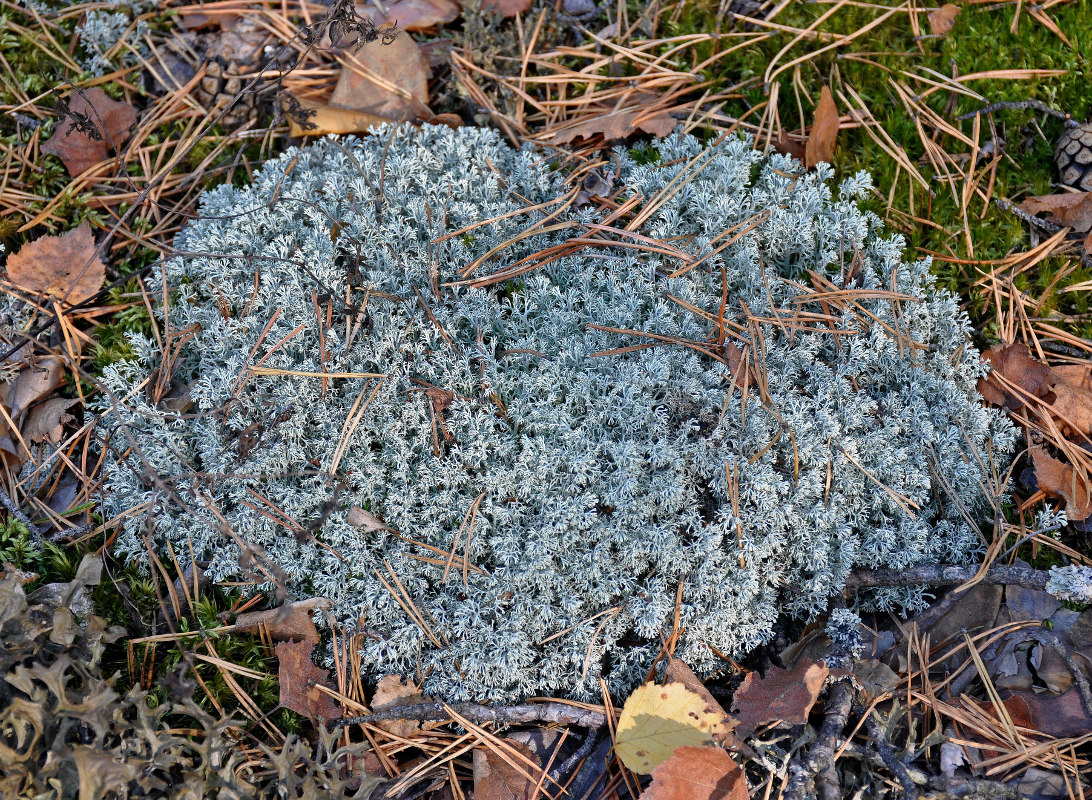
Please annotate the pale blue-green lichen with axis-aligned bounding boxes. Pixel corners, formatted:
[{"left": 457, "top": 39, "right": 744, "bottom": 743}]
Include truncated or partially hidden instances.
[{"left": 97, "top": 124, "right": 1015, "bottom": 700}]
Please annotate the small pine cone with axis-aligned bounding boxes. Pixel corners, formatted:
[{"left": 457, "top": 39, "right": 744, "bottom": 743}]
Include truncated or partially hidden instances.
[
  {"left": 196, "top": 60, "right": 256, "bottom": 128},
  {"left": 1055, "top": 122, "right": 1092, "bottom": 192}
]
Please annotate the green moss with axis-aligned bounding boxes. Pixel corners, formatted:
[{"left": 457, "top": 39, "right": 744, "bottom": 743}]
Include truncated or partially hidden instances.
[{"left": 631, "top": 0, "right": 1091, "bottom": 331}]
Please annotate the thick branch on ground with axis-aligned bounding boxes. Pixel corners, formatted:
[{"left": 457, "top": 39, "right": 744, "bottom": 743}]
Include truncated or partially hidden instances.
[
  {"left": 781, "top": 679, "right": 856, "bottom": 800},
  {"left": 336, "top": 701, "right": 606, "bottom": 730},
  {"left": 845, "top": 564, "right": 1050, "bottom": 593},
  {"left": 864, "top": 712, "right": 920, "bottom": 800}
]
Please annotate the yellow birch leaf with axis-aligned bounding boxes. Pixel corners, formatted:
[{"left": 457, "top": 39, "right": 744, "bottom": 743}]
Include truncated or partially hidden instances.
[{"left": 615, "top": 682, "right": 729, "bottom": 774}]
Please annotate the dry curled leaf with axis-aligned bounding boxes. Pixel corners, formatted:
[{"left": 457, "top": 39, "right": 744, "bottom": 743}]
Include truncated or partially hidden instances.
[
  {"left": 371, "top": 674, "right": 426, "bottom": 738},
  {"left": 7, "top": 356, "right": 64, "bottom": 418},
  {"left": 348, "top": 506, "right": 390, "bottom": 532},
  {"left": 1030, "top": 447, "right": 1092, "bottom": 521},
  {"left": 1044, "top": 380, "right": 1092, "bottom": 437},
  {"left": 281, "top": 94, "right": 392, "bottom": 137},
  {"left": 1020, "top": 192, "right": 1092, "bottom": 252},
  {"left": 5, "top": 222, "right": 106, "bottom": 307},
  {"left": 42, "top": 88, "right": 137, "bottom": 177},
  {"left": 805, "top": 86, "right": 839, "bottom": 169},
  {"left": 356, "top": 0, "right": 459, "bottom": 31},
  {"left": 729, "top": 658, "right": 829, "bottom": 741},
  {"left": 233, "top": 596, "right": 331, "bottom": 644},
  {"left": 473, "top": 739, "right": 539, "bottom": 800},
  {"left": 22, "top": 397, "right": 78, "bottom": 444},
  {"left": 1037, "top": 193, "right": 1092, "bottom": 233},
  {"left": 549, "top": 108, "right": 677, "bottom": 146},
  {"left": 276, "top": 640, "right": 343, "bottom": 724},
  {"left": 330, "top": 33, "right": 430, "bottom": 122},
  {"left": 640, "top": 746, "right": 748, "bottom": 800},
  {"left": 977, "top": 343, "right": 1051, "bottom": 410},
  {"left": 927, "top": 3, "right": 961, "bottom": 35},
  {"left": 615, "top": 682, "right": 730, "bottom": 774},
  {"left": 481, "top": 0, "right": 533, "bottom": 16}
]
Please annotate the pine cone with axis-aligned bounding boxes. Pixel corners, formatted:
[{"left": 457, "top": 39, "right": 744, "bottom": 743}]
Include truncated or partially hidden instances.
[
  {"left": 197, "top": 60, "right": 256, "bottom": 128},
  {"left": 1055, "top": 122, "right": 1092, "bottom": 192}
]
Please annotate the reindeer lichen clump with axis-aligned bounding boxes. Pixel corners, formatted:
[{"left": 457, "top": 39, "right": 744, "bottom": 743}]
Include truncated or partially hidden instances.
[{"left": 99, "top": 125, "right": 1013, "bottom": 700}]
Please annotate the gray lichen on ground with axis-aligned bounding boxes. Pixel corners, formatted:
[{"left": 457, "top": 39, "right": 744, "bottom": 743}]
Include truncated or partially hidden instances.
[{"left": 97, "top": 124, "right": 1014, "bottom": 700}]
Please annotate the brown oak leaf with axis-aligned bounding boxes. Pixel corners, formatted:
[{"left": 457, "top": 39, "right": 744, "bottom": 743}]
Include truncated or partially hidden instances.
[
  {"left": 473, "top": 739, "right": 539, "bottom": 800},
  {"left": 977, "top": 343, "right": 1051, "bottom": 410},
  {"left": 330, "top": 33, "right": 431, "bottom": 122},
  {"left": 42, "top": 88, "right": 137, "bottom": 177},
  {"left": 276, "top": 639, "right": 343, "bottom": 723},
  {"left": 805, "top": 86, "right": 839, "bottom": 169},
  {"left": 5, "top": 223, "right": 106, "bottom": 307},
  {"left": 550, "top": 108, "right": 677, "bottom": 146},
  {"left": 371, "top": 674, "right": 427, "bottom": 738},
  {"left": 1030, "top": 447, "right": 1092, "bottom": 521},
  {"left": 730, "top": 658, "right": 829, "bottom": 740},
  {"left": 640, "top": 746, "right": 748, "bottom": 800},
  {"left": 1019, "top": 192, "right": 1092, "bottom": 251}
]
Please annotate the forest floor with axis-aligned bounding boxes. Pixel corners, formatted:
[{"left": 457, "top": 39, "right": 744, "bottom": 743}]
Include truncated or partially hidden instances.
[{"left": 0, "top": 0, "right": 1091, "bottom": 798}]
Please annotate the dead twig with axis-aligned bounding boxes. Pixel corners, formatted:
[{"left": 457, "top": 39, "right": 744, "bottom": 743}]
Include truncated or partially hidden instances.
[
  {"left": 844, "top": 563, "right": 1058, "bottom": 593},
  {"left": 781, "top": 679, "right": 856, "bottom": 800},
  {"left": 336, "top": 700, "right": 606, "bottom": 730}
]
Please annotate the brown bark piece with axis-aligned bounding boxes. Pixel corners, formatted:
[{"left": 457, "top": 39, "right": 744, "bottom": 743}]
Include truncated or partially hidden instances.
[
  {"left": 927, "top": 3, "right": 961, "bottom": 35},
  {"left": 233, "top": 596, "right": 331, "bottom": 644}
]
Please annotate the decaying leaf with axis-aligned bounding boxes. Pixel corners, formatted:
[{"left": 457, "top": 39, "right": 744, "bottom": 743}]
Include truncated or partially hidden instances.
[
  {"left": 1030, "top": 447, "right": 1092, "bottom": 521},
  {"left": 7, "top": 356, "right": 64, "bottom": 418},
  {"left": 233, "top": 596, "right": 331, "bottom": 643},
  {"left": 482, "top": 0, "right": 533, "bottom": 16},
  {"left": 729, "top": 658, "right": 829, "bottom": 740},
  {"left": 804, "top": 86, "right": 839, "bottom": 169},
  {"left": 5, "top": 222, "right": 107, "bottom": 307},
  {"left": 977, "top": 343, "right": 1051, "bottom": 410},
  {"left": 991, "top": 689, "right": 1092, "bottom": 739},
  {"left": 276, "top": 639, "right": 343, "bottom": 723},
  {"left": 1048, "top": 363, "right": 1092, "bottom": 392},
  {"left": 371, "top": 674, "right": 426, "bottom": 738},
  {"left": 282, "top": 94, "right": 393, "bottom": 137},
  {"left": 640, "top": 746, "right": 748, "bottom": 800},
  {"left": 356, "top": 0, "right": 460, "bottom": 31},
  {"left": 42, "top": 88, "right": 138, "bottom": 177},
  {"left": 473, "top": 739, "right": 540, "bottom": 800},
  {"left": 330, "top": 33, "right": 430, "bottom": 122},
  {"left": 615, "top": 682, "right": 730, "bottom": 774},
  {"left": 771, "top": 132, "right": 806, "bottom": 163},
  {"left": 348, "top": 506, "right": 391, "bottom": 532},
  {"left": 852, "top": 659, "right": 902, "bottom": 705},
  {"left": 549, "top": 108, "right": 677, "bottom": 146},
  {"left": 1044, "top": 380, "right": 1092, "bottom": 437},
  {"left": 1019, "top": 192, "right": 1092, "bottom": 250},
  {"left": 22, "top": 397, "right": 78, "bottom": 444},
  {"left": 927, "top": 3, "right": 961, "bottom": 35}
]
